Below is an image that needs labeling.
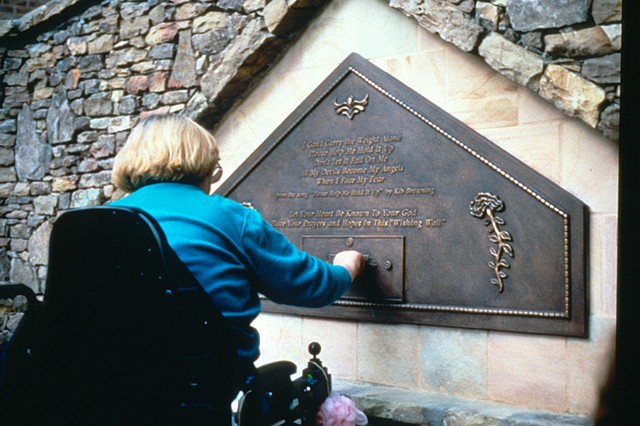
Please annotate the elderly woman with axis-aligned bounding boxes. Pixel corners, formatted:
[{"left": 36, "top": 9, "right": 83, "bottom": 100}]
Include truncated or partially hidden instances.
[{"left": 111, "top": 113, "right": 364, "bottom": 379}]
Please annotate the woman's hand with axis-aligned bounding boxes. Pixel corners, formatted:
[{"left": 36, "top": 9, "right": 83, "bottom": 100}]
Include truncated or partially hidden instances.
[{"left": 333, "top": 250, "right": 366, "bottom": 282}]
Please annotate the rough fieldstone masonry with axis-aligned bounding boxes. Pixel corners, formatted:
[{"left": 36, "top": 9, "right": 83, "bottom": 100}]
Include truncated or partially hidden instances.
[
  {"left": 390, "top": 0, "right": 621, "bottom": 140},
  {"left": 0, "top": 0, "right": 49, "bottom": 20},
  {"left": 0, "top": 0, "right": 622, "bottom": 295},
  {"left": 0, "top": 0, "right": 329, "bottom": 293}
]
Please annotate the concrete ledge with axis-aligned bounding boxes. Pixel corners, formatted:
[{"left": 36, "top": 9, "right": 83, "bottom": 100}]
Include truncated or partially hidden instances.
[{"left": 334, "top": 380, "right": 593, "bottom": 426}]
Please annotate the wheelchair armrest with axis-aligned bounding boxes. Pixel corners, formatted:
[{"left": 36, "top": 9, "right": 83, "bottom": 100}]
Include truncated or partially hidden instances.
[
  {"left": 252, "top": 360, "right": 297, "bottom": 389},
  {"left": 235, "top": 343, "right": 331, "bottom": 426}
]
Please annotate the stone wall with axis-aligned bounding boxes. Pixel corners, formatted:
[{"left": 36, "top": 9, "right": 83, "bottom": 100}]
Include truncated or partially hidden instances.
[
  {"left": 0, "top": 0, "right": 328, "bottom": 292},
  {"left": 391, "top": 0, "right": 621, "bottom": 141},
  {"left": 0, "top": 292, "right": 27, "bottom": 347},
  {"left": 0, "top": 0, "right": 49, "bottom": 20},
  {"left": 0, "top": 0, "right": 622, "bottom": 295}
]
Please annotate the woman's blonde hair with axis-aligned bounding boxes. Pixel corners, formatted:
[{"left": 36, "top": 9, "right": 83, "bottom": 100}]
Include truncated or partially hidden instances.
[{"left": 112, "top": 114, "right": 220, "bottom": 193}]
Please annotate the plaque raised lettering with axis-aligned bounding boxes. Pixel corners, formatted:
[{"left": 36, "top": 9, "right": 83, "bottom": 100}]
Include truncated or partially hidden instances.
[{"left": 217, "top": 53, "right": 588, "bottom": 337}]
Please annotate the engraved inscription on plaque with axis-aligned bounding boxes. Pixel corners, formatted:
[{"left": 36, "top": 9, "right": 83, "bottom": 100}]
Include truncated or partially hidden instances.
[{"left": 217, "top": 53, "right": 588, "bottom": 337}]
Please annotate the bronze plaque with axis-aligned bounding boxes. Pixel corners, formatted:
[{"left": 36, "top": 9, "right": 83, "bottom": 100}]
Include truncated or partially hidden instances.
[{"left": 216, "top": 53, "right": 588, "bottom": 337}]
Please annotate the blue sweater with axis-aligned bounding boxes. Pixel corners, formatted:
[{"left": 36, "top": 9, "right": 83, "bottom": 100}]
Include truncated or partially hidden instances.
[{"left": 111, "top": 183, "right": 351, "bottom": 364}]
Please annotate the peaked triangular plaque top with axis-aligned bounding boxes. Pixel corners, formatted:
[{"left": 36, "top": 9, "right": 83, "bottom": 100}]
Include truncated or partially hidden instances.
[{"left": 217, "top": 53, "right": 588, "bottom": 337}]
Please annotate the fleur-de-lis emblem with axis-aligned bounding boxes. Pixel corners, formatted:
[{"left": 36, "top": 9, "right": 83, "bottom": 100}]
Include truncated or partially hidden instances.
[
  {"left": 334, "top": 94, "right": 369, "bottom": 119},
  {"left": 470, "top": 192, "right": 513, "bottom": 293}
]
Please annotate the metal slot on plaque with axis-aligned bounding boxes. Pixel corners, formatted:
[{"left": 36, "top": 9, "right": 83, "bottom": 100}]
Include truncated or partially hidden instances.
[{"left": 302, "top": 236, "right": 404, "bottom": 303}]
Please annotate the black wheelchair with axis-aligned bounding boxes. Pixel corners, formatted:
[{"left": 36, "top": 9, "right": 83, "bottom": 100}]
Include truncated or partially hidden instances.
[{"left": 0, "top": 207, "right": 331, "bottom": 425}]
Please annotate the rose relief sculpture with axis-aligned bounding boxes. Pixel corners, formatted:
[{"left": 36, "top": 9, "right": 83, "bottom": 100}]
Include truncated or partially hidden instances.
[{"left": 470, "top": 192, "right": 514, "bottom": 293}]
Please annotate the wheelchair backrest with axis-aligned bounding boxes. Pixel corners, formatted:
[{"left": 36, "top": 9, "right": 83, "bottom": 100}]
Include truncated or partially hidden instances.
[{"left": 3, "top": 206, "right": 239, "bottom": 425}]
